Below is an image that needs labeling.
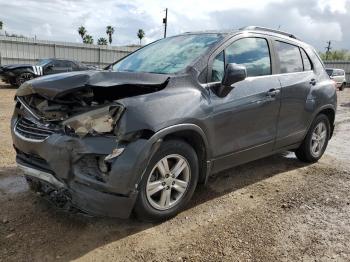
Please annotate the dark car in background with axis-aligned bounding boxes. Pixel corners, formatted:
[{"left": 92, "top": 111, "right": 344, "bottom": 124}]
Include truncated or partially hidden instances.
[
  {"left": 12, "top": 26, "right": 337, "bottom": 221},
  {"left": 0, "top": 58, "right": 91, "bottom": 87}
]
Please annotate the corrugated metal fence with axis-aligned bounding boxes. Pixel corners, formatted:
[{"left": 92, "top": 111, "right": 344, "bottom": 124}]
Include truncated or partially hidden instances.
[
  {"left": 324, "top": 61, "right": 350, "bottom": 84},
  {"left": 1, "top": 36, "right": 350, "bottom": 81},
  {"left": 0, "top": 36, "right": 139, "bottom": 68}
]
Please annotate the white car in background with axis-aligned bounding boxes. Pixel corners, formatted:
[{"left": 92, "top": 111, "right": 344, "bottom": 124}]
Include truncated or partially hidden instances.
[{"left": 326, "top": 68, "right": 347, "bottom": 91}]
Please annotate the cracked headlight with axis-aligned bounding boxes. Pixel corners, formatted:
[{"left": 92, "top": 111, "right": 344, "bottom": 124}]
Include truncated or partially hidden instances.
[{"left": 62, "top": 104, "right": 124, "bottom": 137}]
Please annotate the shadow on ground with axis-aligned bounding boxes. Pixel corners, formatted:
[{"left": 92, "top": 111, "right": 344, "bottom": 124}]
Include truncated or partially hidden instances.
[{"left": 0, "top": 151, "right": 310, "bottom": 261}]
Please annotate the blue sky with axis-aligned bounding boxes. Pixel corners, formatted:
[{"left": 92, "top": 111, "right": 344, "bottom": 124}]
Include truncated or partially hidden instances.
[{"left": 0, "top": 0, "right": 349, "bottom": 51}]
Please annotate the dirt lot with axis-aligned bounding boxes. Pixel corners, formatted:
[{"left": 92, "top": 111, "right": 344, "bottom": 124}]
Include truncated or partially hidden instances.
[{"left": 1, "top": 82, "right": 350, "bottom": 262}]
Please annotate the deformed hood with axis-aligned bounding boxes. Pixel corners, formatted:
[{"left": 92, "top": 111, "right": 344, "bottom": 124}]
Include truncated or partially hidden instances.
[
  {"left": 2, "top": 64, "right": 33, "bottom": 70},
  {"left": 16, "top": 70, "right": 170, "bottom": 99}
]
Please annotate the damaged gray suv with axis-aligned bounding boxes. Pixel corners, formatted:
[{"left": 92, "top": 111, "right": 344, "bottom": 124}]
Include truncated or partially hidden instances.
[{"left": 12, "top": 26, "right": 337, "bottom": 221}]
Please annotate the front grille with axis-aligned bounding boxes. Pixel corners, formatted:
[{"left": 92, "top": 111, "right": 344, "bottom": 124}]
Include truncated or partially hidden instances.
[{"left": 15, "top": 117, "right": 56, "bottom": 142}]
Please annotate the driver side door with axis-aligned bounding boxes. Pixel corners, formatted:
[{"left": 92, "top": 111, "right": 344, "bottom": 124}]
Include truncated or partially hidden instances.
[{"left": 208, "top": 36, "right": 282, "bottom": 173}]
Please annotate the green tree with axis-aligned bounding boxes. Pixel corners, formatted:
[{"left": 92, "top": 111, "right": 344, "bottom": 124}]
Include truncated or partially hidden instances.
[
  {"left": 137, "top": 29, "right": 145, "bottom": 45},
  {"left": 78, "top": 26, "right": 87, "bottom": 42},
  {"left": 106, "top": 26, "right": 114, "bottom": 45},
  {"left": 97, "top": 37, "right": 108, "bottom": 45},
  {"left": 0, "top": 21, "right": 3, "bottom": 31},
  {"left": 320, "top": 50, "right": 349, "bottom": 61},
  {"left": 83, "top": 34, "right": 93, "bottom": 44}
]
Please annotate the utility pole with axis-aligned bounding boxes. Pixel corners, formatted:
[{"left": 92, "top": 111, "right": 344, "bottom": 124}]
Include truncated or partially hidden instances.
[
  {"left": 325, "top": 41, "right": 332, "bottom": 60},
  {"left": 163, "top": 8, "right": 168, "bottom": 38}
]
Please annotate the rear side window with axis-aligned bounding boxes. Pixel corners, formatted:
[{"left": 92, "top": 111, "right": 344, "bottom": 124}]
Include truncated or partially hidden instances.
[
  {"left": 300, "top": 49, "right": 312, "bottom": 71},
  {"left": 276, "top": 41, "right": 303, "bottom": 73},
  {"left": 338, "top": 70, "right": 345, "bottom": 76},
  {"left": 225, "top": 38, "right": 271, "bottom": 77}
]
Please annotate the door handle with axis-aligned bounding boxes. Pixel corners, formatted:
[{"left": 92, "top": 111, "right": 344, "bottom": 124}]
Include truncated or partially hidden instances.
[
  {"left": 266, "top": 88, "right": 280, "bottom": 97},
  {"left": 310, "top": 79, "right": 317, "bottom": 86}
]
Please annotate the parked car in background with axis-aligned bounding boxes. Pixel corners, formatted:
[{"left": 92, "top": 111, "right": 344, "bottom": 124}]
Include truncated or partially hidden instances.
[
  {"left": 12, "top": 26, "right": 337, "bottom": 221},
  {"left": 0, "top": 58, "right": 90, "bottom": 87},
  {"left": 326, "top": 68, "right": 347, "bottom": 91}
]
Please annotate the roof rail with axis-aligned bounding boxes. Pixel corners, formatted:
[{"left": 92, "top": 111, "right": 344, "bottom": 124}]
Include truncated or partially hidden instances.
[{"left": 239, "top": 26, "right": 298, "bottom": 39}]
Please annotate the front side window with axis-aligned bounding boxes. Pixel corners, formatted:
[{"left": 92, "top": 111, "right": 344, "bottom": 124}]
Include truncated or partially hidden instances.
[
  {"left": 225, "top": 38, "right": 271, "bottom": 77},
  {"left": 276, "top": 41, "right": 303, "bottom": 73},
  {"left": 112, "top": 34, "right": 224, "bottom": 74}
]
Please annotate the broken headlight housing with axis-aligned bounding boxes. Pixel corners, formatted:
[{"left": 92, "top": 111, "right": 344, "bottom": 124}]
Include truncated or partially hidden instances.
[{"left": 62, "top": 104, "right": 124, "bottom": 137}]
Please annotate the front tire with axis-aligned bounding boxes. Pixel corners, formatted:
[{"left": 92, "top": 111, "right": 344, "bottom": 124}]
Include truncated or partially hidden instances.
[
  {"left": 295, "top": 114, "right": 330, "bottom": 163},
  {"left": 134, "top": 139, "right": 198, "bottom": 222},
  {"left": 15, "top": 72, "right": 34, "bottom": 87},
  {"left": 339, "top": 83, "right": 345, "bottom": 91}
]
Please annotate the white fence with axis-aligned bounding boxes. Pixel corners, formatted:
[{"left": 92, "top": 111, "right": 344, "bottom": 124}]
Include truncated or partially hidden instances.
[{"left": 0, "top": 36, "right": 140, "bottom": 68}]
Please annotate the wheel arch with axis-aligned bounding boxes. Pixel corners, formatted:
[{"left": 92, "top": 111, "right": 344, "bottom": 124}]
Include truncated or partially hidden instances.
[
  {"left": 150, "top": 124, "right": 212, "bottom": 185},
  {"left": 314, "top": 106, "right": 336, "bottom": 138}
]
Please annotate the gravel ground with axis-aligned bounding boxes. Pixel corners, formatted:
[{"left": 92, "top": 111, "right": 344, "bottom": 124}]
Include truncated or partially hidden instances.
[{"left": 1, "top": 82, "right": 350, "bottom": 262}]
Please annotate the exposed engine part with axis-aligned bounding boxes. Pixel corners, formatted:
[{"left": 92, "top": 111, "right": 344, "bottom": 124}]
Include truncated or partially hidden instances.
[{"left": 62, "top": 105, "right": 123, "bottom": 137}]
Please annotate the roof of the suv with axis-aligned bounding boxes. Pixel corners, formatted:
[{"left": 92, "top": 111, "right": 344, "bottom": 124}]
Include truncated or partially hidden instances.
[{"left": 181, "top": 26, "right": 303, "bottom": 45}]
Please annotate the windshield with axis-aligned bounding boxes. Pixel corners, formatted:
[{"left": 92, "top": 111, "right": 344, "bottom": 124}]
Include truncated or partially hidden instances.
[
  {"left": 112, "top": 34, "right": 224, "bottom": 74},
  {"left": 326, "top": 69, "right": 333, "bottom": 76},
  {"left": 36, "top": 59, "right": 51, "bottom": 66}
]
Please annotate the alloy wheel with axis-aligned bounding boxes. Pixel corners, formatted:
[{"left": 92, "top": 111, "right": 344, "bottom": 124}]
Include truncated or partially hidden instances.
[
  {"left": 146, "top": 154, "right": 191, "bottom": 210},
  {"left": 310, "top": 122, "right": 327, "bottom": 157}
]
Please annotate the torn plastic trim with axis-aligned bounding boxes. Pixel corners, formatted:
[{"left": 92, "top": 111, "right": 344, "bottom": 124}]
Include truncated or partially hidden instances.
[
  {"left": 17, "top": 163, "right": 65, "bottom": 188},
  {"left": 17, "top": 96, "right": 42, "bottom": 121},
  {"left": 104, "top": 148, "right": 125, "bottom": 161},
  {"left": 62, "top": 104, "right": 124, "bottom": 137}
]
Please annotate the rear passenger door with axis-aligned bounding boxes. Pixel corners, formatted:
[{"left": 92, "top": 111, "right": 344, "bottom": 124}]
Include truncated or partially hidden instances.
[{"left": 273, "top": 40, "right": 315, "bottom": 149}]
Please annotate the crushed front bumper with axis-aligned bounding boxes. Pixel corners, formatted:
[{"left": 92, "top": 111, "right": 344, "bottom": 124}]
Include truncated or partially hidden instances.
[
  {"left": 18, "top": 162, "right": 138, "bottom": 218},
  {"left": 11, "top": 115, "right": 156, "bottom": 218}
]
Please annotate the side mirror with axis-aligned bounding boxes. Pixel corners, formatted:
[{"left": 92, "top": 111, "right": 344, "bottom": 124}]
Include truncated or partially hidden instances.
[
  {"left": 222, "top": 63, "right": 247, "bottom": 87},
  {"left": 216, "top": 63, "right": 247, "bottom": 97},
  {"left": 217, "top": 63, "right": 247, "bottom": 97}
]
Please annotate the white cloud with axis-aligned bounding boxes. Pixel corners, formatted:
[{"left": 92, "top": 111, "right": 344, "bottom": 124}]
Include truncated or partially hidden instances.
[{"left": 0, "top": 0, "right": 349, "bottom": 50}]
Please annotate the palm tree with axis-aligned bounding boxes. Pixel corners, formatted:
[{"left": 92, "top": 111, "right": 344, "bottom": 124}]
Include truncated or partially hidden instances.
[
  {"left": 78, "top": 26, "right": 86, "bottom": 42},
  {"left": 106, "top": 26, "right": 114, "bottom": 45},
  {"left": 137, "top": 29, "right": 145, "bottom": 45},
  {"left": 97, "top": 37, "right": 108, "bottom": 45},
  {"left": 83, "top": 34, "right": 93, "bottom": 44}
]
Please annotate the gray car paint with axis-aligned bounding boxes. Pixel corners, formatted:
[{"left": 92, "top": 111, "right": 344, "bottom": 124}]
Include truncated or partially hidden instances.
[{"left": 11, "top": 29, "right": 337, "bottom": 218}]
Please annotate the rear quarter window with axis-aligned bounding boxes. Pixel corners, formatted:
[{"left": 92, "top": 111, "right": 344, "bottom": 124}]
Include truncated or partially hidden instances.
[{"left": 300, "top": 48, "right": 312, "bottom": 71}]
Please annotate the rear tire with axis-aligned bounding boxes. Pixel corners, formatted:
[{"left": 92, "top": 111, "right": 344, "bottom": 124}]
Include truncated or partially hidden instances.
[
  {"left": 339, "top": 83, "right": 345, "bottom": 91},
  {"left": 295, "top": 114, "right": 330, "bottom": 163},
  {"left": 134, "top": 139, "right": 198, "bottom": 222}
]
